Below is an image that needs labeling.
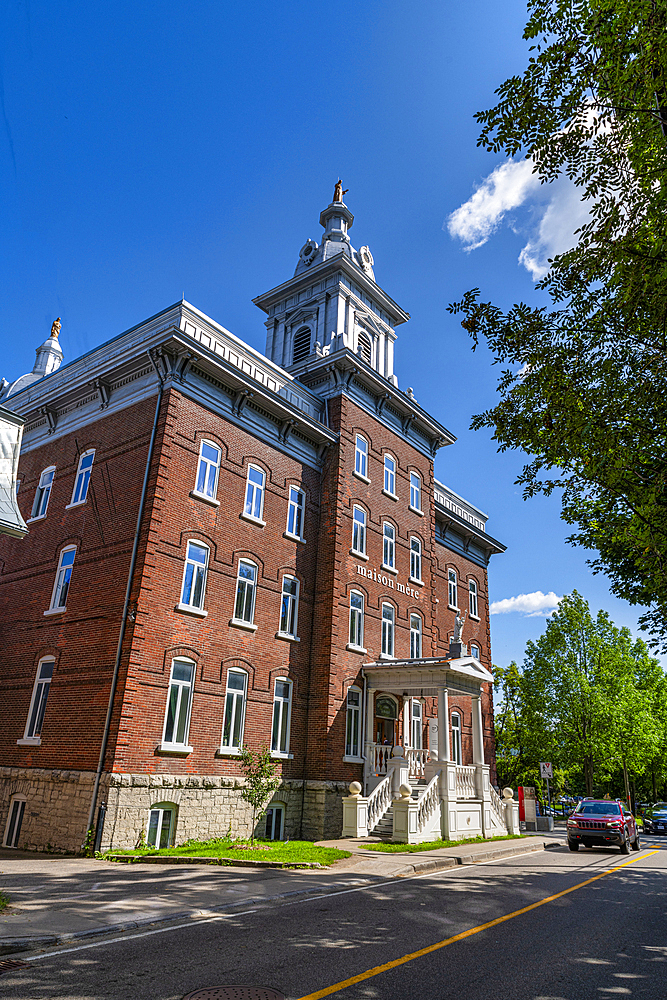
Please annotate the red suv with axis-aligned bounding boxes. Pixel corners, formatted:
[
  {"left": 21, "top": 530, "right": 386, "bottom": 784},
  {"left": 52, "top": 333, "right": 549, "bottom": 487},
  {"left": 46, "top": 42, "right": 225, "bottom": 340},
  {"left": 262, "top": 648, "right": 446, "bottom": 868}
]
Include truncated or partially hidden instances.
[{"left": 567, "top": 799, "right": 640, "bottom": 854}]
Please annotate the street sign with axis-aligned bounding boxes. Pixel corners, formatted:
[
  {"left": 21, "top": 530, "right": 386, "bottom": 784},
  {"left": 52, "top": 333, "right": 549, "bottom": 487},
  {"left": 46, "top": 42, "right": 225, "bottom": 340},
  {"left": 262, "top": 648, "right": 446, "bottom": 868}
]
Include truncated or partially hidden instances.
[{"left": 540, "top": 762, "right": 553, "bottom": 779}]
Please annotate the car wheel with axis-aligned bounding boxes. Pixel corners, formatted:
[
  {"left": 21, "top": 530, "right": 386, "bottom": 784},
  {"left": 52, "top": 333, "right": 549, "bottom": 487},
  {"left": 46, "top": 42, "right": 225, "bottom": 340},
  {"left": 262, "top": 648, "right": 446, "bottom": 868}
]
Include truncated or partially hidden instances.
[
  {"left": 568, "top": 840, "right": 579, "bottom": 852},
  {"left": 620, "top": 833, "right": 631, "bottom": 855},
  {"left": 632, "top": 831, "right": 640, "bottom": 851}
]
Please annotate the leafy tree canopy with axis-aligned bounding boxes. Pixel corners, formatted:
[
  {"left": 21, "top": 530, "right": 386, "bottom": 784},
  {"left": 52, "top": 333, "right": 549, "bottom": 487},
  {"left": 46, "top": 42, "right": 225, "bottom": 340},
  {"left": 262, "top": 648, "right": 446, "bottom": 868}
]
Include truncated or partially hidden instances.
[{"left": 449, "top": 0, "right": 667, "bottom": 648}]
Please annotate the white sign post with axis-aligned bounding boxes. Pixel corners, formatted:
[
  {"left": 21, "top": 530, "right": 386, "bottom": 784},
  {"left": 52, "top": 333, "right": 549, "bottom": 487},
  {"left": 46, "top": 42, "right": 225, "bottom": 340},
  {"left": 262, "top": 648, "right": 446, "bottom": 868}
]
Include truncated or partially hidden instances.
[{"left": 540, "top": 762, "right": 553, "bottom": 813}]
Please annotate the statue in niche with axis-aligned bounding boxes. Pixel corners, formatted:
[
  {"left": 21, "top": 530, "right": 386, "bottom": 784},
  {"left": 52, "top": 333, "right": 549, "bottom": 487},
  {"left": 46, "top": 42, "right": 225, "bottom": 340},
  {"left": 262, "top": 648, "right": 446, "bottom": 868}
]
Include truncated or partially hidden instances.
[
  {"left": 51, "top": 317, "right": 61, "bottom": 338},
  {"left": 333, "top": 179, "right": 349, "bottom": 203},
  {"left": 453, "top": 609, "right": 467, "bottom": 643}
]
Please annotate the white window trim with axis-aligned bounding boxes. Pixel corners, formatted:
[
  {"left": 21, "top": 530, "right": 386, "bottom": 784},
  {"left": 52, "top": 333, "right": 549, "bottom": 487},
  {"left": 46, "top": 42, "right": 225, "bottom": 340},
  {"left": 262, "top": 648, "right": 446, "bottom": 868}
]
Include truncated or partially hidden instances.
[
  {"left": 161, "top": 658, "right": 195, "bottom": 752},
  {"left": 349, "top": 590, "right": 365, "bottom": 652},
  {"left": 382, "top": 489, "right": 399, "bottom": 501},
  {"left": 243, "top": 464, "right": 266, "bottom": 524},
  {"left": 381, "top": 602, "right": 395, "bottom": 659},
  {"left": 271, "top": 677, "right": 293, "bottom": 757},
  {"left": 351, "top": 505, "right": 367, "bottom": 557},
  {"left": 276, "top": 631, "right": 300, "bottom": 643},
  {"left": 345, "top": 685, "right": 363, "bottom": 760},
  {"left": 409, "top": 537, "right": 423, "bottom": 584},
  {"left": 233, "top": 558, "right": 258, "bottom": 627},
  {"left": 451, "top": 712, "right": 463, "bottom": 766},
  {"left": 192, "top": 439, "right": 222, "bottom": 505},
  {"left": 409, "top": 473, "right": 423, "bottom": 515},
  {"left": 66, "top": 449, "right": 95, "bottom": 508},
  {"left": 221, "top": 669, "right": 248, "bottom": 751},
  {"left": 346, "top": 643, "right": 368, "bottom": 654},
  {"left": 285, "top": 487, "right": 306, "bottom": 543},
  {"left": 3, "top": 795, "right": 27, "bottom": 848},
  {"left": 47, "top": 545, "right": 76, "bottom": 613},
  {"left": 354, "top": 435, "right": 369, "bottom": 482},
  {"left": 179, "top": 540, "right": 209, "bottom": 613},
  {"left": 383, "top": 454, "right": 397, "bottom": 498},
  {"left": 382, "top": 522, "right": 396, "bottom": 572},
  {"left": 230, "top": 618, "right": 258, "bottom": 632},
  {"left": 410, "top": 614, "right": 423, "bottom": 659},
  {"left": 353, "top": 470, "right": 371, "bottom": 485},
  {"left": 21, "top": 657, "right": 55, "bottom": 744},
  {"left": 278, "top": 574, "right": 300, "bottom": 640},
  {"left": 30, "top": 466, "right": 56, "bottom": 521}
]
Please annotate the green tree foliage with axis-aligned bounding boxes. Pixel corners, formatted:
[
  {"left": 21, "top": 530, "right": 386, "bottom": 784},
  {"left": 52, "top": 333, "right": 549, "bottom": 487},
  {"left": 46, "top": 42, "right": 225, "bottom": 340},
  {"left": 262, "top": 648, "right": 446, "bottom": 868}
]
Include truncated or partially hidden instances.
[
  {"left": 239, "top": 746, "right": 280, "bottom": 845},
  {"left": 494, "top": 592, "right": 667, "bottom": 798},
  {"left": 449, "top": 0, "right": 667, "bottom": 648}
]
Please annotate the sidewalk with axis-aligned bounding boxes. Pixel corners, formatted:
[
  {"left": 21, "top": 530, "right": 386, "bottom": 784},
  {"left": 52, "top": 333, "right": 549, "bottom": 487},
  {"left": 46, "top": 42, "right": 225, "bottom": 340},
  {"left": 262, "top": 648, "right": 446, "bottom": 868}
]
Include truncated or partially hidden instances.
[{"left": 0, "top": 833, "right": 562, "bottom": 956}]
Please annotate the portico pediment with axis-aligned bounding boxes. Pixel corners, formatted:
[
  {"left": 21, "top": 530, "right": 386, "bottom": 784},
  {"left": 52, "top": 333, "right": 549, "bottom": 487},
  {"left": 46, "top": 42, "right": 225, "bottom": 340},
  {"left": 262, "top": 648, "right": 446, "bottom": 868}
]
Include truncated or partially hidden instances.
[{"left": 362, "top": 655, "right": 492, "bottom": 696}]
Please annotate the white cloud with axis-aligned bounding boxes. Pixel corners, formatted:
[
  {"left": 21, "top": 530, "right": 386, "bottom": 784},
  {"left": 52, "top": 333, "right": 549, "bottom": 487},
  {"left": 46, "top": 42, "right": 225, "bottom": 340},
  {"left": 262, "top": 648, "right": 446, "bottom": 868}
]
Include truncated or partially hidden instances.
[
  {"left": 490, "top": 591, "right": 562, "bottom": 617},
  {"left": 447, "top": 159, "right": 540, "bottom": 251},
  {"left": 447, "top": 160, "right": 590, "bottom": 279}
]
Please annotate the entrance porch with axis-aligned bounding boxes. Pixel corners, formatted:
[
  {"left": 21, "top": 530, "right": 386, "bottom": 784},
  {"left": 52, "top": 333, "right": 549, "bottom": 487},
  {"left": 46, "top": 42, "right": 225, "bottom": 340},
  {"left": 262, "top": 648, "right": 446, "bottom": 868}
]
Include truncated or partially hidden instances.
[{"left": 342, "top": 655, "right": 518, "bottom": 843}]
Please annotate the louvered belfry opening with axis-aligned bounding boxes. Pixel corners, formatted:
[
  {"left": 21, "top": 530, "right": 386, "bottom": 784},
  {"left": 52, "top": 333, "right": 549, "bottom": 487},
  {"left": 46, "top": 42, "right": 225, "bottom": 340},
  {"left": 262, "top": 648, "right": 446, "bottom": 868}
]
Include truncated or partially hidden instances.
[
  {"left": 292, "top": 327, "right": 311, "bottom": 364},
  {"left": 358, "top": 331, "right": 371, "bottom": 364}
]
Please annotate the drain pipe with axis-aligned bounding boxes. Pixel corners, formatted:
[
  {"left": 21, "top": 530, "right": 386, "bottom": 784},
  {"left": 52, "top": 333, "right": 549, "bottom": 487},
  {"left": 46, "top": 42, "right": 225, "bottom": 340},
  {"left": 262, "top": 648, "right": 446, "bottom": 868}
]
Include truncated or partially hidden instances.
[{"left": 84, "top": 354, "right": 165, "bottom": 845}]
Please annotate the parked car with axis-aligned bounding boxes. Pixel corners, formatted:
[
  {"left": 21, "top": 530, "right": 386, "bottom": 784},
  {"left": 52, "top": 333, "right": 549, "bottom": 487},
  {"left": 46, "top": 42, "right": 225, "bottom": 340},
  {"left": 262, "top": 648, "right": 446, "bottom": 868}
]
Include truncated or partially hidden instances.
[
  {"left": 643, "top": 802, "right": 667, "bottom": 834},
  {"left": 567, "top": 799, "right": 640, "bottom": 853}
]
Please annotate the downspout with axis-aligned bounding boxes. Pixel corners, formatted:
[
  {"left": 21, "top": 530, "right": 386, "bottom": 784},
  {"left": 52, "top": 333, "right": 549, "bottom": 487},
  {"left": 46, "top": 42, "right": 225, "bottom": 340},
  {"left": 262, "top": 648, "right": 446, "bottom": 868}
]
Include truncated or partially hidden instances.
[{"left": 84, "top": 353, "right": 165, "bottom": 844}]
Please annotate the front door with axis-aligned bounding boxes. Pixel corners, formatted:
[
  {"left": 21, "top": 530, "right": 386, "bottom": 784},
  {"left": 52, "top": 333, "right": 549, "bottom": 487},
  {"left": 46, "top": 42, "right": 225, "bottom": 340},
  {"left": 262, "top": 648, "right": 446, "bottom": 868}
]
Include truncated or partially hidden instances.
[{"left": 375, "top": 695, "right": 398, "bottom": 746}]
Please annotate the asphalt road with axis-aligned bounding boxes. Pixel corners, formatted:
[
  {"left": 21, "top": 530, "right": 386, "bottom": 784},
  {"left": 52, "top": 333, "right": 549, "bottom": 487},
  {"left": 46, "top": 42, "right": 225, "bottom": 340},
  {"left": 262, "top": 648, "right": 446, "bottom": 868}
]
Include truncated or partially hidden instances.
[{"left": 3, "top": 836, "right": 667, "bottom": 1000}]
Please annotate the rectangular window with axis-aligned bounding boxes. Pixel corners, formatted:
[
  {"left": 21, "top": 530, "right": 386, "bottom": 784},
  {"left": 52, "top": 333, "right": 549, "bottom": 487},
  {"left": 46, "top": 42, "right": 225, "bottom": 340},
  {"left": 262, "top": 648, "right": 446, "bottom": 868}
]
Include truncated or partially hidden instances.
[
  {"left": 384, "top": 455, "right": 396, "bottom": 495},
  {"left": 410, "top": 472, "right": 421, "bottom": 512},
  {"left": 349, "top": 591, "right": 364, "bottom": 649},
  {"left": 163, "top": 658, "right": 194, "bottom": 748},
  {"left": 355, "top": 435, "right": 368, "bottom": 478},
  {"left": 4, "top": 797, "right": 26, "bottom": 848},
  {"left": 244, "top": 465, "right": 265, "bottom": 521},
  {"left": 352, "top": 506, "right": 366, "bottom": 555},
  {"left": 195, "top": 440, "right": 221, "bottom": 500},
  {"left": 49, "top": 547, "right": 76, "bottom": 611},
  {"left": 32, "top": 467, "right": 55, "bottom": 518},
  {"left": 70, "top": 451, "right": 95, "bottom": 505},
  {"left": 469, "top": 579, "right": 479, "bottom": 617},
  {"left": 411, "top": 700, "right": 423, "bottom": 749},
  {"left": 279, "top": 575, "right": 299, "bottom": 637},
  {"left": 222, "top": 669, "right": 247, "bottom": 749},
  {"left": 451, "top": 712, "right": 462, "bottom": 765},
  {"left": 25, "top": 659, "right": 54, "bottom": 739},
  {"left": 345, "top": 687, "right": 362, "bottom": 757},
  {"left": 410, "top": 614, "right": 422, "bottom": 658},
  {"left": 410, "top": 537, "right": 422, "bottom": 582},
  {"left": 180, "top": 541, "right": 209, "bottom": 610},
  {"left": 381, "top": 603, "right": 395, "bottom": 657},
  {"left": 234, "top": 559, "right": 257, "bottom": 624},
  {"left": 470, "top": 643, "right": 480, "bottom": 660},
  {"left": 448, "top": 569, "right": 458, "bottom": 609},
  {"left": 271, "top": 679, "right": 292, "bottom": 754},
  {"left": 383, "top": 522, "right": 395, "bottom": 569},
  {"left": 286, "top": 486, "right": 305, "bottom": 540}
]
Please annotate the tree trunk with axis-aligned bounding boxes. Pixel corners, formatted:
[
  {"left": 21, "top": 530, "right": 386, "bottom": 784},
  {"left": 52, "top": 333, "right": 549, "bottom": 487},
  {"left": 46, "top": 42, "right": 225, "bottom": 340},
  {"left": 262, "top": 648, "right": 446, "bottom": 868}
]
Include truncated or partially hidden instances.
[
  {"left": 653, "top": 769, "right": 657, "bottom": 802},
  {"left": 584, "top": 756, "right": 594, "bottom": 796}
]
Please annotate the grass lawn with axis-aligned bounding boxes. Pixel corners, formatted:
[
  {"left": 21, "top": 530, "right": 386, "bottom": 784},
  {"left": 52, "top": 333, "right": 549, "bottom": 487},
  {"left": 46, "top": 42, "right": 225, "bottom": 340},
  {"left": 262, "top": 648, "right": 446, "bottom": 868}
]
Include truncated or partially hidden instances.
[
  {"left": 105, "top": 838, "right": 351, "bottom": 867},
  {"left": 361, "top": 833, "right": 523, "bottom": 853}
]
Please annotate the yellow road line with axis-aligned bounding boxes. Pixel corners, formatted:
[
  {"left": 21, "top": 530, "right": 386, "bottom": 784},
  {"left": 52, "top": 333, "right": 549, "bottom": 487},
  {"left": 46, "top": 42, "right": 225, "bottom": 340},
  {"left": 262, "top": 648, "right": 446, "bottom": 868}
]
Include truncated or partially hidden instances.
[{"left": 296, "top": 850, "right": 659, "bottom": 1000}]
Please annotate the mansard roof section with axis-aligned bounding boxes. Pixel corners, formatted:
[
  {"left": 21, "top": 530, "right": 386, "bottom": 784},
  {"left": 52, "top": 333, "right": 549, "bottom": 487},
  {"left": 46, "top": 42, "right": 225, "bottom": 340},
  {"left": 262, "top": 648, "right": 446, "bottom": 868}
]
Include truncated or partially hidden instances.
[
  {"left": 295, "top": 348, "right": 457, "bottom": 458},
  {"left": 253, "top": 251, "right": 411, "bottom": 329},
  {"left": 7, "top": 301, "right": 337, "bottom": 469},
  {"left": 434, "top": 480, "right": 506, "bottom": 567}
]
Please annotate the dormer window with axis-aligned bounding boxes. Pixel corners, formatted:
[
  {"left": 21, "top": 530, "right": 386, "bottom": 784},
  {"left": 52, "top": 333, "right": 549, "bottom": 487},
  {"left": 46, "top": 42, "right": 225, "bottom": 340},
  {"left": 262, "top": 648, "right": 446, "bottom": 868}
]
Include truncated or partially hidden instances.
[{"left": 292, "top": 327, "right": 311, "bottom": 364}]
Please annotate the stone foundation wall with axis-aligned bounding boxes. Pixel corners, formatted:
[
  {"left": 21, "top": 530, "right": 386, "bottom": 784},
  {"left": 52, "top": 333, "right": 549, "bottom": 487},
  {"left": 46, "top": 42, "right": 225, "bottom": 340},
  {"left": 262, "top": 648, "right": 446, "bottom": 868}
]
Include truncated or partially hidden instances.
[{"left": 0, "top": 768, "right": 351, "bottom": 852}]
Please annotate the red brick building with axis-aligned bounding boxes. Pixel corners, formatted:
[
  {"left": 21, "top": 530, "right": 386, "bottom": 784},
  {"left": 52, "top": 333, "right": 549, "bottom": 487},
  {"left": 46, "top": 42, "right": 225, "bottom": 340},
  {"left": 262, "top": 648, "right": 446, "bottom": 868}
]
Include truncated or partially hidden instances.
[{"left": 0, "top": 189, "right": 505, "bottom": 852}]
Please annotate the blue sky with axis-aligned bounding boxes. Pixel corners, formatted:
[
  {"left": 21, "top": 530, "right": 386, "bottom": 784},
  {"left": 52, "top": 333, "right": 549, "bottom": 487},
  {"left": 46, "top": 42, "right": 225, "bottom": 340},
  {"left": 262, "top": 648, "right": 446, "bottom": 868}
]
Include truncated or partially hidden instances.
[{"left": 0, "top": 0, "right": 655, "bottom": 668}]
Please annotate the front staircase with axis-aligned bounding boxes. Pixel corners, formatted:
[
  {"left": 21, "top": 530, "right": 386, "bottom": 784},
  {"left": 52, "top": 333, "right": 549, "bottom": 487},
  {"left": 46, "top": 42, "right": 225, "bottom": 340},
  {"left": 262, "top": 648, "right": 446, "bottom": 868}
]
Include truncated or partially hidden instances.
[{"left": 369, "top": 777, "right": 426, "bottom": 840}]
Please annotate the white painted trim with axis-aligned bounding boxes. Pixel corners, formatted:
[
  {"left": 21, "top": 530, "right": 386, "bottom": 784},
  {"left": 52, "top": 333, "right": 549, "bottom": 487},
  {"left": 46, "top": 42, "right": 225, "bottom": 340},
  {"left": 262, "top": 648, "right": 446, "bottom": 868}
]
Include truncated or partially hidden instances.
[
  {"left": 175, "top": 603, "right": 208, "bottom": 618},
  {"left": 240, "top": 512, "right": 266, "bottom": 528},
  {"left": 190, "top": 490, "right": 221, "bottom": 508},
  {"left": 275, "top": 631, "right": 300, "bottom": 643},
  {"left": 229, "top": 618, "right": 258, "bottom": 632}
]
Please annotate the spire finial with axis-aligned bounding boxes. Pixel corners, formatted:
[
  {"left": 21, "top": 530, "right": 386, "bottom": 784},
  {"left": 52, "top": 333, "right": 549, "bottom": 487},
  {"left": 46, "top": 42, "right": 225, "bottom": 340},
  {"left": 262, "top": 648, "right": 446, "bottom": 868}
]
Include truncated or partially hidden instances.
[
  {"left": 333, "top": 179, "right": 349, "bottom": 203},
  {"left": 50, "top": 317, "right": 61, "bottom": 339}
]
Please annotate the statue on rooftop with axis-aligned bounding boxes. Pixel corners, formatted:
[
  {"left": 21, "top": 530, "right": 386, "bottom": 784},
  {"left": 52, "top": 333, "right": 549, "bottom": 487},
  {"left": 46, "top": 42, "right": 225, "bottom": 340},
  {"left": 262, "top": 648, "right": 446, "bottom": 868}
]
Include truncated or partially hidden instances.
[
  {"left": 333, "top": 179, "right": 349, "bottom": 203},
  {"left": 50, "top": 318, "right": 61, "bottom": 338},
  {"left": 453, "top": 609, "right": 467, "bottom": 643}
]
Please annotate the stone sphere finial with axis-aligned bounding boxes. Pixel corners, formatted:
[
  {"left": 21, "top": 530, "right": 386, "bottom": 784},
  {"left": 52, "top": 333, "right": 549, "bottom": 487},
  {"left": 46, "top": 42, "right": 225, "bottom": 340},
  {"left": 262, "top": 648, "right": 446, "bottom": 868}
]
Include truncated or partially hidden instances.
[
  {"left": 502, "top": 787, "right": 514, "bottom": 800},
  {"left": 399, "top": 782, "right": 412, "bottom": 799},
  {"left": 348, "top": 781, "right": 362, "bottom": 797}
]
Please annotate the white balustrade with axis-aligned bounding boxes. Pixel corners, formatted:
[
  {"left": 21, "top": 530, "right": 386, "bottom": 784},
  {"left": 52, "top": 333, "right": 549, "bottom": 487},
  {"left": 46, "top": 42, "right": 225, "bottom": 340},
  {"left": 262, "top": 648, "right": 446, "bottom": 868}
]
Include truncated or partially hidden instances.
[
  {"left": 405, "top": 747, "right": 429, "bottom": 778},
  {"left": 456, "top": 765, "right": 477, "bottom": 799},
  {"left": 366, "top": 773, "right": 393, "bottom": 832},
  {"left": 416, "top": 772, "right": 441, "bottom": 832},
  {"left": 489, "top": 783, "right": 505, "bottom": 830},
  {"left": 370, "top": 744, "right": 392, "bottom": 775}
]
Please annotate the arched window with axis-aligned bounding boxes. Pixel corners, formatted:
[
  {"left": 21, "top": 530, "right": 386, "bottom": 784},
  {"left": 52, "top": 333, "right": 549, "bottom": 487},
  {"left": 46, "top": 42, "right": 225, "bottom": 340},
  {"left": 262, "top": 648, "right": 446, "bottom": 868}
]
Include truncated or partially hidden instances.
[
  {"left": 382, "top": 522, "right": 395, "bottom": 570},
  {"left": 469, "top": 579, "right": 479, "bottom": 618},
  {"left": 24, "top": 657, "right": 55, "bottom": 742},
  {"left": 222, "top": 668, "right": 248, "bottom": 750},
  {"left": 162, "top": 658, "right": 195, "bottom": 749},
  {"left": 3, "top": 795, "right": 27, "bottom": 848},
  {"left": 179, "top": 541, "right": 209, "bottom": 612},
  {"left": 48, "top": 545, "right": 76, "bottom": 612},
  {"left": 351, "top": 506, "right": 367, "bottom": 555},
  {"left": 194, "top": 440, "right": 221, "bottom": 501},
  {"left": 410, "top": 537, "right": 422, "bottom": 583},
  {"left": 357, "top": 331, "right": 372, "bottom": 364},
  {"left": 354, "top": 435, "right": 368, "bottom": 479},
  {"left": 345, "top": 686, "right": 362, "bottom": 758},
  {"left": 292, "top": 327, "right": 311, "bottom": 364},
  {"left": 411, "top": 700, "right": 423, "bottom": 749},
  {"left": 383, "top": 454, "right": 397, "bottom": 497},
  {"left": 69, "top": 450, "right": 95, "bottom": 506},
  {"left": 349, "top": 591, "right": 365, "bottom": 650},
  {"left": 31, "top": 466, "right": 55, "bottom": 519},
  {"left": 410, "top": 614, "right": 422, "bottom": 658},
  {"left": 271, "top": 678, "right": 292, "bottom": 755},
  {"left": 451, "top": 712, "right": 462, "bottom": 765},
  {"left": 147, "top": 802, "right": 177, "bottom": 849},
  {"left": 381, "top": 603, "right": 395, "bottom": 658}
]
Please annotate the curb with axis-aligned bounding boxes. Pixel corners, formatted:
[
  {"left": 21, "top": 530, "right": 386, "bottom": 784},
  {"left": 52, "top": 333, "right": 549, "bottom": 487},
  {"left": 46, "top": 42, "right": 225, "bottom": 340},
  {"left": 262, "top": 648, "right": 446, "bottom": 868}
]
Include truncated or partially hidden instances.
[
  {"left": 104, "top": 854, "right": 328, "bottom": 869},
  {"left": 0, "top": 840, "right": 558, "bottom": 957}
]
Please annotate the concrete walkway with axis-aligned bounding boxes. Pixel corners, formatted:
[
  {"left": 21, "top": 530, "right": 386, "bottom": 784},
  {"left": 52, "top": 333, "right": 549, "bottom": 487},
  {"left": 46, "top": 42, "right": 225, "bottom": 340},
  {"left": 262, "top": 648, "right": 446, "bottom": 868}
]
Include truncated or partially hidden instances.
[{"left": 0, "top": 833, "right": 563, "bottom": 956}]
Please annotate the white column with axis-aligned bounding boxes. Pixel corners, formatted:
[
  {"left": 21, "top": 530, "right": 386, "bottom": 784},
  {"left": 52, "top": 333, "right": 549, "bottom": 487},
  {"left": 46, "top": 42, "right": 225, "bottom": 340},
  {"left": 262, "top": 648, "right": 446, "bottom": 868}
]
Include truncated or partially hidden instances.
[
  {"left": 472, "top": 693, "right": 485, "bottom": 765},
  {"left": 402, "top": 695, "right": 410, "bottom": 748},
  {"left": 366, "top": 688, "right": 375, "bottom": 746},
  {"left": 437, "top": 687, "right": 449, "bottom": 762}
]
